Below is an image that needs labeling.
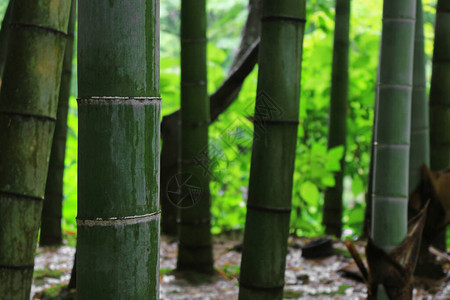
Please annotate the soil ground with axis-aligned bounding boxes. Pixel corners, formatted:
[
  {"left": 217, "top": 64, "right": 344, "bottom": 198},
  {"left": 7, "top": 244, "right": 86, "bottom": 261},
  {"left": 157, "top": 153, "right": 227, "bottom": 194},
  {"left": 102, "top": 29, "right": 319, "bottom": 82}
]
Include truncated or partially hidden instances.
[{"left": 32, "top": 234, "right": 450, "bottom": 299}]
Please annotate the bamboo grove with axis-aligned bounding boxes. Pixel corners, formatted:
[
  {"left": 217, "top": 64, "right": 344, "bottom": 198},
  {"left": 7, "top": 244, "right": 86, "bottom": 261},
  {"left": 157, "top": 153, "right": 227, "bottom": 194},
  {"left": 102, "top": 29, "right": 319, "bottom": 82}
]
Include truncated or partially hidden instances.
[{"left": 0, "top": 0, "right": 449, "bottom": 299}]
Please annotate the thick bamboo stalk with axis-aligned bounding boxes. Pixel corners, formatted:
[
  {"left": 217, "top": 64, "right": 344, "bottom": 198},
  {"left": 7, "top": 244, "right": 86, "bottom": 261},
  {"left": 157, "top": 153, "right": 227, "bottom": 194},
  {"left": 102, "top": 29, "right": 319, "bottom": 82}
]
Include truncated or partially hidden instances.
[
  {"left": 77, "top": 1, "right": 160, "bottom": 298},
  {"left": 238, "top": 1, "right": 306, "bottom": 299},
  {"left": 0, "top": 0, "right": 71, "bottom": 298},
  {"left": 40, "top": 0, "right": 76, "bottom": 247},
  {"left": 409, "top": 0, "right": 429, "bottom": 193},
  {"left": 429, "top": 0, "right": 450, "bottom": 251},
  {"left": 322, "top": 0, "right": 351, "bottom": 238},
  {"left": 177, "top": 0, "right": 213, "bottom": 274},
  {"left": 371, "top": 0, "right": 416, "bottom": 254}
]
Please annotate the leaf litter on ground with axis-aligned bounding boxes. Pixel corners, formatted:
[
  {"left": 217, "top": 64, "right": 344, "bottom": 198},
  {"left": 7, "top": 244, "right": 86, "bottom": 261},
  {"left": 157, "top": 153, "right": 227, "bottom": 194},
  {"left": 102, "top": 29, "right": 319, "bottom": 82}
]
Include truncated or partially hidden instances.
[{"left": 32, "top": 234, "right": 450, "bottom": 299}]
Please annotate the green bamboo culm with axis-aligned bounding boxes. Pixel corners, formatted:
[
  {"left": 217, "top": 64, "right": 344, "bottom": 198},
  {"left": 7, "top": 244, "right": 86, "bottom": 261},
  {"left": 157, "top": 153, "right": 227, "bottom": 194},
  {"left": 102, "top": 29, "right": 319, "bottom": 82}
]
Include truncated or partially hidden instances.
[
  {"left": 0, "top": 0, "right": 13, "bottom": 79},
  {"left": 77, "top": 1, "right": 160, "bottom": 298},
  {"left": 322, "top": 0, "right": 351, "bottom": 238},
  {"left": 428, "top": 0, "right": 450, "bottom": 251},
  {"left": 429, "top": 0, "right": 450, "bottom": 180},
  {"left": 371, "top": 0, "right": 416, "bottom": 266},
  {"left": 40, "top": 0, "right": 76, "bottom": 247},
  {"left": 409, "top": 0, "right": 429, "bottom": 193},
  {"left": 0, "top": 0, "right": 71, "bottom": 298},
  {"left": 238, "top": 1, "right": 306, "bottom": 299},
  {"left": 177, "top": 0, "right": 214, "bottom": 273},
  {"left": 412, "top": 0, "right": 444, "bottom": 268},
  {"left": 362, "top": 51, "right": 382, "bottom": 238}
]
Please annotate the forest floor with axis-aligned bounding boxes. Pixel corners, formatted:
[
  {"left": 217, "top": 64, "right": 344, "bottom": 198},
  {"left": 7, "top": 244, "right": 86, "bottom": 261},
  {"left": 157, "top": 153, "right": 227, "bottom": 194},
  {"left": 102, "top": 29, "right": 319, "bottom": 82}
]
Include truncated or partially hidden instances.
[{"left": 32, "top": 233, "right": 450, "bottom": 300}]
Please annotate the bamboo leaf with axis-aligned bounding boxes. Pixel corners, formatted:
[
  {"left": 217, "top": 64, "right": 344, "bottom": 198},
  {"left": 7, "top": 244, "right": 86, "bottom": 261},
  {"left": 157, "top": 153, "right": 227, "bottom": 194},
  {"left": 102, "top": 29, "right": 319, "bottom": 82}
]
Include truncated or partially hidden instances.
[{"left": 300, "top": 181, "right": 320, "bottom": 206}]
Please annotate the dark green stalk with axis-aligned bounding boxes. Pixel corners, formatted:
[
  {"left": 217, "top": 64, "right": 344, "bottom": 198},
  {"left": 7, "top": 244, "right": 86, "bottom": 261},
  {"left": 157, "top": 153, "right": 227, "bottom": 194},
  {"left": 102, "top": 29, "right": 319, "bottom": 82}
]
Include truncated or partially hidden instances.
[
  {"left": 238, "top": 1, "right": 306, "bottom": 299},
  {"left": 40, "top": 0, "right": 76, "bottom": 247},
  {"left": 407, "top": 0, "right": 441, "bottom": 277},
  {"left": 160, "top": 115, "right": 180, "bottom": 236},
  {"left": 0, "top": 0, "right": 12, "bottom": 79},
  {"left": 429, "top": 0, "right": 450, "bottom": 171},
  {"left": 0, "top": 0, "right": 71, "bottom": 298},
  {"left": 177, "top": 0, "right": 213, "bottom": 274},
  {"left": 362, "top": 39, "right": 383, "bottom": 239},
  {"left": 77, "top": 1, "right": 160, "bottom": 298},
  {"left": 362, "top": 127, "right": 375, "bottom": 238},
  {"left": 429, "top": 0, "right": 450, "bottom": 251},
  {"left": 322, "top": 0, "right": 351, "bottom": 238},
  {"left": 371, "top": 3, "right": 416, "bottom": 294},
  {"left": 409, "top": 0, "right": 429, "bottom": 193},
  {"left": 371, "top": 0, "right": 416, "bottom": 274}
]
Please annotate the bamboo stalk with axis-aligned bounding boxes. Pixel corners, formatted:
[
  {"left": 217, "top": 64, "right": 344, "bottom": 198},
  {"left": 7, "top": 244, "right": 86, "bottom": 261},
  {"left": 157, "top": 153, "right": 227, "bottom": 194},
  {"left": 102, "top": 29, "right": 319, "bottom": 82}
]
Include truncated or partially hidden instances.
[
  {"left": 238, "top": 1, "right": 307, "bottom": 299},
  {"left": 77, "top": 1, "right": 160, "bottom": 298},
  {"left": 323, "top": 0, "right": 351, "bottom": 238},
  {"left": 371, "top": 0, "right": 416, "bottom": 297},
  {"left": 409, "top": 0, "right": 429, "bottom": 193},
  {"left": 429, "top": 0, "right": 450, "bottom": 173},
  {"left": 0, "top": 0, "right": 71, "bottom": 297},
  {"left": 40, "top": 0, "right": 76, "bottom": 247},
  {"left": 428, "top": 0, "right": 450, "bottom": 252},
  {"left": 177, "top": 0, "right": 214, "bottom": 274}
]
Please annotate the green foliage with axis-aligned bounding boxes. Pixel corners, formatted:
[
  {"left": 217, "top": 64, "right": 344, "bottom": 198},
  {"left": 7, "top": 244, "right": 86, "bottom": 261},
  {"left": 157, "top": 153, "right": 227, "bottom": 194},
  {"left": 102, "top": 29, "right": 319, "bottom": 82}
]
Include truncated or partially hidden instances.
[
  {"left": 33, "top": 269, "right": 63, "bottom": 280},
  {"left": 62, "top": 97, "right": 78, "bottom": 231},
  {"left": 284, "top": 284, "right": 352, "bottom": 298},
  {"left": 217, "top": 264, "right": 240, "bottom": 278},
  {"left": 56, "top": 0, "right": 437, "bottom": 239},
  {"left": 0, "top": 1, "right": 8, "bottom": 26},
  {"left": 34, "top": 283, "right": 76, "bottom": 300},
  {"left": 283, "top": 290, "right": 304, "bottom": 299},
  {"left": 33, "top": 269, "right": 64, "bottom": 289},
  {"left": 160, "top": 267, "right": 174, "bottom": 276}
]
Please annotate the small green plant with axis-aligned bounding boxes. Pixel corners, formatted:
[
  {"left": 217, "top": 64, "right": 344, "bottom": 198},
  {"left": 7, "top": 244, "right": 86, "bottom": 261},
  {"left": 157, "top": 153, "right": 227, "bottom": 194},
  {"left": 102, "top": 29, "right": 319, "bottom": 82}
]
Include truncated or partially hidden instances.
[
  {"left": 217, "top": 264, "right": 240, "bottom": 279},
  {"left": 284, "top": 289, "right": 304, "bottom": 299},
  {"left": 33, "top": 269, "right": 63, "bottom": 287},
  {"left": 35, "top": 283, "right": 76, "bottom": 300},
  {"left": 33, "top": 269, "right": 63, "bottom": 280},
  {"left": 160, "top": 267, "right": 173, "bottom": 276}
]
